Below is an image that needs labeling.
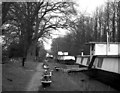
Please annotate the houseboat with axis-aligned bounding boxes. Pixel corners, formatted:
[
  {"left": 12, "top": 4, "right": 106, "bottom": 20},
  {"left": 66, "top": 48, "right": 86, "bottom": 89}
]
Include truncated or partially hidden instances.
[
  {"left": 87, "top": 42, "right": 120, "bottom": 73},
  {"left": 75, "top": 42, "right": 120, "bottom": 90},
  {"left": 56, "top": 51, "right": 75, "bottom": 65},
  {"left": 76, "top": 55, "right": 90, "bottom": 67},
  {"left": 57, "top": 55, "right": 75, "bottom": 65}
]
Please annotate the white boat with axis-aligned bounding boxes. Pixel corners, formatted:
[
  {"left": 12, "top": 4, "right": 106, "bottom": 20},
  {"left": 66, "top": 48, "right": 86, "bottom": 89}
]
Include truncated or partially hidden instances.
[{"left": 41, "top": 76, "right": 52, "bottom": 87}]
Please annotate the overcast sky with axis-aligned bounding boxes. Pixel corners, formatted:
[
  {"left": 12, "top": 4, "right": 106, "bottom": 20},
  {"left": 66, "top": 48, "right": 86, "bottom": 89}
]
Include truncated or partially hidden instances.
[{"left": 74, "top": 0, "right": 106, "bottom": 15}]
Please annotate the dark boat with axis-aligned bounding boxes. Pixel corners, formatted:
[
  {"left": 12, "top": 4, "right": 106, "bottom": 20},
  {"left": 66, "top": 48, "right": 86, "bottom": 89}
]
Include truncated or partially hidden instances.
[{"left": 54, "top": 66, "right": 60, "bottom": 71}]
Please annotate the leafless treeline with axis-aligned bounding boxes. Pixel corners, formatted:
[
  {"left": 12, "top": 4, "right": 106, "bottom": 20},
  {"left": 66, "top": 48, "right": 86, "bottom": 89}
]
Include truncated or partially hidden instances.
[{"left": 51, "top": 0, "right": 120, "bottom": 56}]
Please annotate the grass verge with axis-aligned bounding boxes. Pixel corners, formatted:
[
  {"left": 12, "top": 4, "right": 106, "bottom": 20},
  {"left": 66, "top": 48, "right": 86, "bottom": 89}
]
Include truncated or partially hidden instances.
[{"left": 2, "top": 59, "right": 40, "bottom": 91}]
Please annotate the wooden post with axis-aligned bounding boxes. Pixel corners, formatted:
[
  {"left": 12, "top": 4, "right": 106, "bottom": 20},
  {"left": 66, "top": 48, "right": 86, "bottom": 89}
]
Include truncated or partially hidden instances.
[{"left": 22, "top": 57, "right": 25, "bottom": 67}]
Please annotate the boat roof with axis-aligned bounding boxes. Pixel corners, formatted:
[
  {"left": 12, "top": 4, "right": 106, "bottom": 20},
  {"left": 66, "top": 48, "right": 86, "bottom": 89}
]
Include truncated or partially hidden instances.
[
  {"left": 94, "top": 55, "right": 120, "bottom": 58},
  {"left": 76, "top": 55, "right": 120, "bottom": 58},
  {"left": 86, "top": 42, "right": 120, "bottom": 45},
  {"left": 77, "top": 55, "right": 90, "bottom": 57}
]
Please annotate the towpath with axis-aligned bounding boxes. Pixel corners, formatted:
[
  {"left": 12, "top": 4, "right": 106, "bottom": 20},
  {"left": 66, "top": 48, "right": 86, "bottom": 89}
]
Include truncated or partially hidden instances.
[{"left": 26, "top": 63, "right": 44, "bottom": 91}]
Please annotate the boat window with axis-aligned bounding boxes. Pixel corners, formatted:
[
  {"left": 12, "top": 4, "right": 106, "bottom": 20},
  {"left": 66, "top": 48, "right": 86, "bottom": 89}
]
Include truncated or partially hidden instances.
[{"left": 97, "top": 58, "right": 103, "bottom": 68}]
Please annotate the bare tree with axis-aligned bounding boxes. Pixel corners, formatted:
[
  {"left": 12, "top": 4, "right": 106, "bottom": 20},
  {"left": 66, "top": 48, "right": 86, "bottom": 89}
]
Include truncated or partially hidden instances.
[{"left": 2, "top": 1, "right": 77, "bottom": 64}]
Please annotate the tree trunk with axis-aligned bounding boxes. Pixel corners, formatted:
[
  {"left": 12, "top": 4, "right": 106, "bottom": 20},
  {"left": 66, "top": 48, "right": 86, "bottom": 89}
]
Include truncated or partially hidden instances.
[
  {"left": 112, "top": 5, "right": 116, "bottom": 42},
  {"left": 118, "top": 2, "right": 120, "bottom": 42},
  {"left": 26, "top": 41, "right": 37, "bottom": 62}
]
